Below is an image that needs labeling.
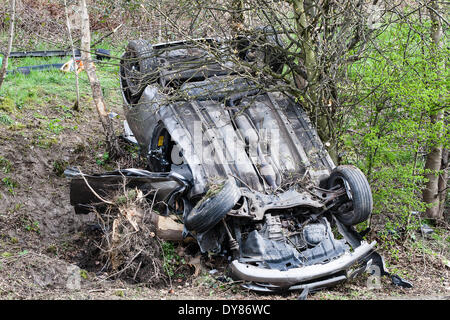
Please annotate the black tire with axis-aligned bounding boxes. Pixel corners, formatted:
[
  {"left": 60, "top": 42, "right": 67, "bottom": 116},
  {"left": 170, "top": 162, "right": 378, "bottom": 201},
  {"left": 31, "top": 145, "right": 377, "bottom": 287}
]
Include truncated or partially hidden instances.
[
  {"left": 121, "top": 40, "right": 157, "bottom": 99},
  {"left": 259, "top": 27, "right": 286, "bottom": 74},
  {"left": 95, "top": 49, "right": 111, "bottom": 60},
  {"left": 184, "top": 178, "right": 241, "bottom": 233},
  {"left": 237, "top": 26, "right": 286, "bottom": 74},
  {"left": 327, "top": 165, "right": 373, "bottom": 226}
]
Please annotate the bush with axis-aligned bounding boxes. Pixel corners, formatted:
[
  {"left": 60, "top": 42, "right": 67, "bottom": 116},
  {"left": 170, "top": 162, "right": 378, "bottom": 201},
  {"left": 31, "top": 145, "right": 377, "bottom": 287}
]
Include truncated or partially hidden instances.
[{"left": 341, "top": 21, "right": 448, "bottom": 243}]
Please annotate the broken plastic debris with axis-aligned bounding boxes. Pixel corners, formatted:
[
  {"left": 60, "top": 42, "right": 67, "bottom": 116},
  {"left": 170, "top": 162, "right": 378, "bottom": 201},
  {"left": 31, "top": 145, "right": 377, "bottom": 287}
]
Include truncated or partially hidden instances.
[
  {"left": 297, "top": 287, "right": 309, "bottom": 300},
  {"left": 420, "top": 224, "right": 434, "bottom": 235},
  {"left": 60, "top": 59, "right": 84, "bottom": 74},
  {"left": 108, "top": 112, "right": 119, "bottom": 119},
  {"left": 391, "top": 274, "right": 413, "bottom": 288}
]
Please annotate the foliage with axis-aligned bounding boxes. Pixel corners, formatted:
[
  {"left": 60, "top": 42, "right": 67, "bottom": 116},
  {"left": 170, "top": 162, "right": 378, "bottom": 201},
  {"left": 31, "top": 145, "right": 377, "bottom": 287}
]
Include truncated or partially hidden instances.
[
  {"left": 22, "top": 218, "right": 40, "bottom": 233},
  {"left": 1, "top": 177, "right": 17, "bottom": 195},
  {"left": 0, "top": 156, "right": 12, "bottom": 174},
  {"left": 95, "top": 151, "right": 110, "bottom": 166},
  {"left": 0, "top": 113, "right": 13, "bottom": 125},
  {"left": 341, "top": 19, "right": 449, "bottom": 242},
  {"left": 161, "top": 241, "right": 186, "bottom": 278}
]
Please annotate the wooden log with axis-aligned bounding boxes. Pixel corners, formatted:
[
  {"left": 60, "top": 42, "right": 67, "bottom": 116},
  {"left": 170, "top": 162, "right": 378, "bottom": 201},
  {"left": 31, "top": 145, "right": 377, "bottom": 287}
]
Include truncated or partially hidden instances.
[{"left": 149, "top": 212, "right": 187, "bottom": 241}]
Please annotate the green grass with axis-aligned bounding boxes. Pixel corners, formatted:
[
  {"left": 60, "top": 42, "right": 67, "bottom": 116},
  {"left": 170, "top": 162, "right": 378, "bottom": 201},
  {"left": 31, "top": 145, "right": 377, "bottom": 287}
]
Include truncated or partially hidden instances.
[
  {"left": 0, "top": 40, "right": 130, "bottom": 167},
  {"left": 0, "top": 40, "right": 128, "bottom": 154},
  {"left": 2, "top": 59, "right": 119, "bottom": 109},
  {"left": 0, "top": 39, "right": 126, "bottom": 113},
  {"left": 2, "top": 177, "right": 18, "bottom": 195},
  {"left": 0, "top": 156, "right": 12, "bottom": 173},
  {"left": 0, "top": 113, "right": 13, "bottom": 125}
]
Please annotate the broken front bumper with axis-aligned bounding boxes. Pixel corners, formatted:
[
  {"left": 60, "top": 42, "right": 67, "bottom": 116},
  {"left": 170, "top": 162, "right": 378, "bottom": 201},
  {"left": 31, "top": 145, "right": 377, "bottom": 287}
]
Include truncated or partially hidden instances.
[{"left": 230, "top": 241, "right": 376, "bottom": 288}]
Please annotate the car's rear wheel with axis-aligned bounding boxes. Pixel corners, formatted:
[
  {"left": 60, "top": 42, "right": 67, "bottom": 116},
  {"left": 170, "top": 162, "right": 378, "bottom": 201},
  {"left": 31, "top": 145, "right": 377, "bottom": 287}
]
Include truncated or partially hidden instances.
[
  {"left": 121, "top": 40, "right": 157, "bottom": 99},
  {"left": 236, "top": 26, "right": 286, "bottom": 74},
  {"left": 184, "top": 178, "right": 241, "bottom": 233},
  {"left": 328, "top": 165, "right": 373, "bottom": 226}
]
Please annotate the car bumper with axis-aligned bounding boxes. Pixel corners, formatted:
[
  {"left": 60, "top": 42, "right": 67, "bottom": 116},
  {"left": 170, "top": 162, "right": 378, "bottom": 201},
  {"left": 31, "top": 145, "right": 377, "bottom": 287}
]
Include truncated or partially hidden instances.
[{"left": 230, "top": 240, "right": 376, "bottom": 287}]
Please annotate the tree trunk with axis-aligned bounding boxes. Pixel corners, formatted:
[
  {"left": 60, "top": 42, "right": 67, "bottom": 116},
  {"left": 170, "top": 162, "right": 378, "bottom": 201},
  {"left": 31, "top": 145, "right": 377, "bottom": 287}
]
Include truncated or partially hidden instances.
[
  {"left": 148, "top": 212, "right": 185, "bottom": 241},
  {"left": 438, "top": 148, "right": 449, "bottom": 217},
  {"left": 423, "top": 0, "right": 444, "bottom": 220},
  {"left": 0, "top": 0, "right": 16, "bottom": 90},
  {"left": 79, "top": 0, "right": 121, "bottom": 158},
  {"left": 423, "top": 112, "right": 444, "bottom": 219},
  {"left": 291, "top": 0, "right": 338, "bottom": 164},
  {"left": 64, "top": 0, "right": 80, "bottom": 111},
  {"left": 291, "top": 0, "right": 316, "bottom": 86}
]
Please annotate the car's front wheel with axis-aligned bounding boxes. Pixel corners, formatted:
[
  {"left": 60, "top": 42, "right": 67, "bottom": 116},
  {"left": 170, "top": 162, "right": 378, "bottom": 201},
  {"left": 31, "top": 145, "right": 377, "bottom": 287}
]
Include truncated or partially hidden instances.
[
  {"left": 328, "top": 165, "right": 373, "bottom": 226},
  {"left": 184, "top": 178, "right": 241, "bottom": 233}
]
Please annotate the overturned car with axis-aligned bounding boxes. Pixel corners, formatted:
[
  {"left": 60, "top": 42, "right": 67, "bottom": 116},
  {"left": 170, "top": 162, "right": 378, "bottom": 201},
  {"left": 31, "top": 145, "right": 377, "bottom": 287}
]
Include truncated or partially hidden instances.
[{"left": 69, "top": 37, "right": 389, "bottom": 292}]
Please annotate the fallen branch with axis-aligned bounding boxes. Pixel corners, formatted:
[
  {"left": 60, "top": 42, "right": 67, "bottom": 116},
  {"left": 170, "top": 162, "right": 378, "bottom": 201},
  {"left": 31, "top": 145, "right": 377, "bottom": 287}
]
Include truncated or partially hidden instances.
[{"left": 149, "top": 212, "right": 185, "bottom": 241}]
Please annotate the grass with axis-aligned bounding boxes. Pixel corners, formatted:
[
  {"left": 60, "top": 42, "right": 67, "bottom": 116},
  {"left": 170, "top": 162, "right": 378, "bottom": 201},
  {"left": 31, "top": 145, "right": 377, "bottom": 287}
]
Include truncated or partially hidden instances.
[
  {"left": 0, "top": 39, "right": 125, "bottom": 114},
  {"left": 0, "top": 113, "right": 13, "bottom": 125},
  {"left": 2, "top": 59, "right": 120, "bottom": 109},
  {"left": 0, "top": 41, "right": 127, "bottom": 156},
  {"left": 0, "top": 156, "right": 12, "bottom": 173},
  {"left": 1, "top": 177, "right": 18, "bottom": 195}
]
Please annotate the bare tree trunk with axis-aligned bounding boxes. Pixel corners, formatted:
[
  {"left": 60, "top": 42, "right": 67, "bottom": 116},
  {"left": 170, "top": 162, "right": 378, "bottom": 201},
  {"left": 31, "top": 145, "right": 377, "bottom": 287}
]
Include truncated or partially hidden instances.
[
  {"left": 0, "top": 0, "right": 16, "bottom": 90},
  {"left": 439, "top": 148, "right": 449, "bottom": 217},
  {"left": 79, "top": 0, "right": 122, "bottom": 158},
  {"left": 423, "top": 112, "right": 444, "bottom": 219},
  {"left": 148, "top": 212, "right": 185, "bottom": 241},
  {"left": 64, "top": 0, "right": 80, "bottom": 111},
  {"left": 423, "top": 0, "right": 444, "bottom": 220},
  {"left": 291, "top": 0, "right": 316, "bottom": 85},
  {"left": 290, "top": 0, "right": 339, "bottom": 163}
]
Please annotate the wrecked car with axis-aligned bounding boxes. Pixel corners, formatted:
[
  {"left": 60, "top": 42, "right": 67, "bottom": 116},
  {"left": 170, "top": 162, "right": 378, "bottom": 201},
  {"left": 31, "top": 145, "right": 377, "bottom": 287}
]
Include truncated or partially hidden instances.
[{"left": 68, "top": 37, "right": 385, "bottom": 293}]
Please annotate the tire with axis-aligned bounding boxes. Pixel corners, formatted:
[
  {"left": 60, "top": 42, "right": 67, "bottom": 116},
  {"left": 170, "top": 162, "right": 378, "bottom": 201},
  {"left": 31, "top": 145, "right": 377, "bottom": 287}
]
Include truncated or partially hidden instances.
[
  {"left": 327, "top": 165, "right": 373, "bottom": 226},
  {"left": 121, "top": 40, "right": 157, "bottom": 99},
  {"left": 184, "top": 178, "right": 241, "bottom": 233},
  {"left": 259, "top": 27, "right": 286, "bottom": 74},
  {"left": 237, "top": 26, "right": 286, "bottom": 74},
  {"left": 94, "top": 49, "right": 111, "bottom": 60}
]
